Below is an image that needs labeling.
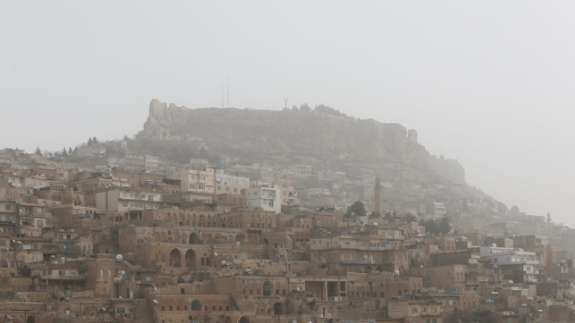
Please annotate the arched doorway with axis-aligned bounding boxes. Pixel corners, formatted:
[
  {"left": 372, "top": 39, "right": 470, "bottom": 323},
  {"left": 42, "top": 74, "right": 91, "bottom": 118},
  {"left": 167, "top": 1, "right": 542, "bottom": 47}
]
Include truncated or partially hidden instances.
[
  {"left": 262, "top": 280, "right": 273, "bottom": 296},
  {"left": 185, "top": 249, "right": 196, "bottom": 269},
  {"left": 238, "top": 316, "right": 250, "bottom": 323},
  {"left": 189, "top": 232, "right": 200, "bottom": 244},
  {"left": 273, "top": 302, "right": 283, "bottom": 316},
  {"left": 169, "top": 249, "right": 182, "bottom": 267}
]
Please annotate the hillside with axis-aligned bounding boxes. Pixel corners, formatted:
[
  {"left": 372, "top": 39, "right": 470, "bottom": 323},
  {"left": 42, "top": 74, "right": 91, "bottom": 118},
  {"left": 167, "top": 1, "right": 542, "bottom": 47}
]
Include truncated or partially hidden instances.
[
  {"left": 129, "top": 99, "right": 504, "bottom": 215},
  {"left": 136, "top": 99, "right": 464, "bottom": 184}
]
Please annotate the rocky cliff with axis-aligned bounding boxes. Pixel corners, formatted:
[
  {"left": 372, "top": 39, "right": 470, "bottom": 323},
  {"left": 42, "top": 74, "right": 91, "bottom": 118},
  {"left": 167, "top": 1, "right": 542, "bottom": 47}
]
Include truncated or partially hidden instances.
[{"left": 135, "top": 99, "right": 465, "bottom": 186}]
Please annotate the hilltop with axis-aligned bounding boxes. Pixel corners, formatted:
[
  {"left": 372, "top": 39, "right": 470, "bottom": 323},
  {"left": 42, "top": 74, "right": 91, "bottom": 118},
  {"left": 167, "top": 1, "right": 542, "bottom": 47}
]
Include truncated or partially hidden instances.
[
  {"left": 137, "top": 99, "right": 464, "bottom": 184},
  {"left": 128, "top": 99, "right": 503, "bottom": 215}
]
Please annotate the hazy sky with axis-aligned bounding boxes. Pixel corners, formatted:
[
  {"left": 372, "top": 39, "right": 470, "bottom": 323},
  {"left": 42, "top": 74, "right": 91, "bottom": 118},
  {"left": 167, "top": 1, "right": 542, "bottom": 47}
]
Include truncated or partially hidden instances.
[{"left": 2, "top": 1, "right": 575, "bottom": 225}]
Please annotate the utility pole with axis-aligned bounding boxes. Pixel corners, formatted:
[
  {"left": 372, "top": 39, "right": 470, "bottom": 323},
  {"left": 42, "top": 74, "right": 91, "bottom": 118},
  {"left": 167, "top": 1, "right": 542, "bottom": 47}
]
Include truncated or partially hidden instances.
[{"left": 225, "top": 77, "right": 230, "bottom": 107}]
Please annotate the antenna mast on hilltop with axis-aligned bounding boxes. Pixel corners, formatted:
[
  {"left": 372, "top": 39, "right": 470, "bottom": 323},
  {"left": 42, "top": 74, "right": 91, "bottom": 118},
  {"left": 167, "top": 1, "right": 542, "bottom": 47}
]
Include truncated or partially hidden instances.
[
  {"left": 225, "top": 77, "right": 230, "bottom": 108},
  {"left": 220, "top": 83, "right": 225, "bottom": 109},
  {"left": 220, "top": 77, "right": 230, "bottom": 108}
]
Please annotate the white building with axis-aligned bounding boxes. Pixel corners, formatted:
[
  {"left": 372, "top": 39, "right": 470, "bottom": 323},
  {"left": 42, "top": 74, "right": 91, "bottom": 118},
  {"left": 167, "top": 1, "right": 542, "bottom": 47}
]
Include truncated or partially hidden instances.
[
  {"left": 480, "top": 246, "right": 515, "bottom": 258},
  {"left": 96, "top": 189, "right": 162, "bottom": 213},
  {"left": 480, "top": 246, "right": 539, "bottom": 266},
  {"left": 248, "top": 183, "right": 282, "bottom": 214},
  {"left": 481, "top": 247, "right": 541, "bottom": 284},
  {"left": 180, "top": 168, "right": 216, "bottom": 195},
  {"left": 215, "top": 171, "right": 250, "bottom": 196}
]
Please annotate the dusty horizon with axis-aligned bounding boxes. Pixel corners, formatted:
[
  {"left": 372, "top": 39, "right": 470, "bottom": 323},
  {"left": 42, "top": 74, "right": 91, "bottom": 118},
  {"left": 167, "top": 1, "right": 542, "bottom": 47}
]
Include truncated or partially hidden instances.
[{"left": 2, "top": 1, "right": 575, "bottom": 225}]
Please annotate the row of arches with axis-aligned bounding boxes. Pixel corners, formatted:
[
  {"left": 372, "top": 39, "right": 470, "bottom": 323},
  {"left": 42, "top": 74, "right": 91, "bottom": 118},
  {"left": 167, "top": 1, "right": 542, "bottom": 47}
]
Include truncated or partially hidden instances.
[
  {"left": 162, "top": 210, "right": 241, "bottom": 228},
  {"left": 159, "top": 298, "right": 255, "bottom": 322},
  {"left": 160, "top": 299, "right": 203, "bottom": 312},
  {"left": 147, "top": 231, "right": 244, "bottom": 245},
  {"left": 243, "top": 280, "right": 288, "bottom": 298},
  {"left": 169, "top": 249, "right": 197, "bottom": 268}
]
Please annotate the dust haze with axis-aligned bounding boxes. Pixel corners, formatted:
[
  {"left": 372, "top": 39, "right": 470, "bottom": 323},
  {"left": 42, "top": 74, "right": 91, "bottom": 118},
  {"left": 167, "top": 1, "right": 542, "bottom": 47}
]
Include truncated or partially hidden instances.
[{"left": 2, "top": 1, "right": 575, "bottom": 224}]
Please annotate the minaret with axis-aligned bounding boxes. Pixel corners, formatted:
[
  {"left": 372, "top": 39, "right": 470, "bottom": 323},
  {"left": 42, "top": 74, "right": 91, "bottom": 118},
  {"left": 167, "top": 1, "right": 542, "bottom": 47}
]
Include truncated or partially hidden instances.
[{"left": 373, "top": 176, "right": 381, "bottom": 216}]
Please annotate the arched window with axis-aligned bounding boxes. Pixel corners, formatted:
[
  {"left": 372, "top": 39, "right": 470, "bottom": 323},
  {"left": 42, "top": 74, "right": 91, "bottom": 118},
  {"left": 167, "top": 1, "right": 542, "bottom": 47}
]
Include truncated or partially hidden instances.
[
  {"left": 273, "top": 303, "right": 283, "bottom": 316},
  {"left": 185, "top": 250, "right": 196, "bottom": 269},
  {"left": 169, "top": 249, "right": 182, "bottom": 267}
]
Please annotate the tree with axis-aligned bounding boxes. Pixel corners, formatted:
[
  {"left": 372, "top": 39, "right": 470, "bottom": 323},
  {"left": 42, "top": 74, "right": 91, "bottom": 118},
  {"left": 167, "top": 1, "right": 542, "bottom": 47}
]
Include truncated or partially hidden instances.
[
  {"left": 314, "top": 104, "right": 343, "bottom": 116},
  {"left": 438, "top": 217, "right": 451, "bottom": 232},
  {"left": 191, "top": 299, "right": 202, "bottom": 311},
  {"left": 369, "top": 211, "right": 380, "bottom": 218},
  {"left": 345, "top": 201, "right": 367, "bottom": 218},
  {"left": 299, "top": 103, "right": 311, "bottom": 112},
  {"left": 34, "top": 148, "right": 42, "bottom": 156},
  {"left": 446, "top": 310, "right": 499, "bottom": 323},
  {"left": 405, "top": 213, "right": 417, "bottom": 222},
  {"left": 422, "top": 217, "right": 451, "bottom": 235}
]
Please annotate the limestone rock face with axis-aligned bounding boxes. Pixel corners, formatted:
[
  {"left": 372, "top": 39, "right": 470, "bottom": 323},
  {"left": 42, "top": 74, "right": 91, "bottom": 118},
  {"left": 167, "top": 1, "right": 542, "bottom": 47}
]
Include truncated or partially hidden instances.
[{"left": 136, "top": 99, "right": 465, "bottom": 185}]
